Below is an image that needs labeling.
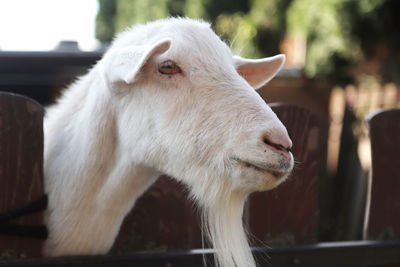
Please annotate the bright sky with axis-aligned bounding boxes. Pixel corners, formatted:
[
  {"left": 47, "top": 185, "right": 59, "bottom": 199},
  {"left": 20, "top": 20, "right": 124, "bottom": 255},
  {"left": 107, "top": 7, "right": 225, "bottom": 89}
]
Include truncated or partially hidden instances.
[{"left": 0, "top": 0, "right": 99, "bottom": 51}]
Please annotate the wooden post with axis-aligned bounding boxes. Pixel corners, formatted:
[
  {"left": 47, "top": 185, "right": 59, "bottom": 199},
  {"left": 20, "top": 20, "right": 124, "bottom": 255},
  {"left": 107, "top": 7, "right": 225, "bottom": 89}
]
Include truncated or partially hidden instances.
[
  {"left": 366, "top": 109, "right": 400, "bottom": 240},
  {"left": 0, "top": 93, "right": 45, "bottom": 259}
]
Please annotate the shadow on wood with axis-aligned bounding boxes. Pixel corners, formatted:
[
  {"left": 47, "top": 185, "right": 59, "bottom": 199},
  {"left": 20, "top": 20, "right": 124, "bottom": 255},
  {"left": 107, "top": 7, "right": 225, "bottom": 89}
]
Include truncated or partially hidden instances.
[
  {"left": 0, "top": 93, "right": 45, "bottom": 259},
  {"left": 366, "top": 108, "right": 400, "bottom": 240}
]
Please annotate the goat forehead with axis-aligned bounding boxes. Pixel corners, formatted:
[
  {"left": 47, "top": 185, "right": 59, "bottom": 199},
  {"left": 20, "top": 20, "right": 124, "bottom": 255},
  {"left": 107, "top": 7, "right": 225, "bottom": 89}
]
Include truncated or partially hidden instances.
[
  {"left": 170, "top": 46, "right": 233, "bottom": 79},
  {"left": 166, "top": 27, "right": 236, "bottom": 78},
  {"left": 183, "top": 34, "right": 232, "bottom": 66}
]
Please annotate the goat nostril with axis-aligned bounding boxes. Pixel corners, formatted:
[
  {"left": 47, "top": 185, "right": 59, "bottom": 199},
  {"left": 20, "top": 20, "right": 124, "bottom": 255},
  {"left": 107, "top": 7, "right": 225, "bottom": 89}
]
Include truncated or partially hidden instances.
[
  {"left": 276, "top": 144, "right": 285, "bottom": 151},
  {"left": 263, "top": 136, "right": 291, "bottom": 153}
]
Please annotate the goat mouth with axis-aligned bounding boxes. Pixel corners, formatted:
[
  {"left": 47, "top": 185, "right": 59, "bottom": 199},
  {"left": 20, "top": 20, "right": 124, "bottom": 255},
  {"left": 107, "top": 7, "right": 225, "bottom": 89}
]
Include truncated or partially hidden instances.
[{"left": 232, "top": 157, "right": 288, "bottom": 179}]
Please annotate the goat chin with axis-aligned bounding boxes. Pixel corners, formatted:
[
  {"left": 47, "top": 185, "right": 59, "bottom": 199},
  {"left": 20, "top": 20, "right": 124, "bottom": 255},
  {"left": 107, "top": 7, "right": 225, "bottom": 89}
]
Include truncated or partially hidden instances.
[{"left": 191, "top": 179, "right": 256, "bottom": 267}]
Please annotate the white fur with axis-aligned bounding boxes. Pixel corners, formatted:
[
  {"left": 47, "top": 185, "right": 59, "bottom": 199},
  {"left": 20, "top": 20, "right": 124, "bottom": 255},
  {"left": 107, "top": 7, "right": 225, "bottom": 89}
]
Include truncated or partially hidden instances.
[{"left": 44, "top": 18, "right": 294, "bottom": 267}]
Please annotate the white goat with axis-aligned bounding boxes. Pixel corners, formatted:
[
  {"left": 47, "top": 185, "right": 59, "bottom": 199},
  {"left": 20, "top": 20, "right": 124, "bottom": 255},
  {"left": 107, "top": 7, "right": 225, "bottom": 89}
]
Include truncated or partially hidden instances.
[{"left": 43, "top": 18, "right": 294, "bottom": 267}]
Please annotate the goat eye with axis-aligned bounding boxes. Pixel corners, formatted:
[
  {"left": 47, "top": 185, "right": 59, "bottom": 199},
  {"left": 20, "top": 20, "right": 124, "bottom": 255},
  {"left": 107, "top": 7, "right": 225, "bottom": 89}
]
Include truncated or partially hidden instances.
[{"left": 158, "top": 60, "right": 182, "bottom": 75}]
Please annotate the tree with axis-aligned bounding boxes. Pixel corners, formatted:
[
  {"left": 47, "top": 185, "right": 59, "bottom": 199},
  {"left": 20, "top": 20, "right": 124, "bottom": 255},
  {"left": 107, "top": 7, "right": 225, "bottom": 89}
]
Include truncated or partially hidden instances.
[
  {"left": 95, "top": 0, "right": 400, "bottom": 83},
  {"left": 95, "top": 0, "right": 117, "bottom": 42}
]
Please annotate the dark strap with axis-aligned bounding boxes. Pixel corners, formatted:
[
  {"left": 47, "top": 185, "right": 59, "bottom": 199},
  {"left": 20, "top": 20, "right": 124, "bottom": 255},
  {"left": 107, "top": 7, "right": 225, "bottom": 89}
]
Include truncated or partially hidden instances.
[
  {"left": 0, "top": 224, "right": 48, "bottom": 239},
  {"left": 0, "top": 195, "right": 48, "bottom": 239}
]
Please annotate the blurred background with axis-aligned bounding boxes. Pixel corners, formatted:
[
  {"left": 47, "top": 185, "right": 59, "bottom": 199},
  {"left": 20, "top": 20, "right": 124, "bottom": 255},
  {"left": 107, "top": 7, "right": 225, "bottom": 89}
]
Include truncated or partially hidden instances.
[{"left": 0, "top": 0, "right": 399, "bottom": 247}]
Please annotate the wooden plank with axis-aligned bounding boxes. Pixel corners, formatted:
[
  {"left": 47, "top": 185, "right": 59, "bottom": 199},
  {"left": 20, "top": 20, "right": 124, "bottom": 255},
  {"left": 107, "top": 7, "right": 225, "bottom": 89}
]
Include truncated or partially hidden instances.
[
  {"left": 247, "top": 104, "right": 320, "bottom": 246},
  {"left": 0, "top": 93, "right": 45, "bottom": 259},
  {"left": 2, "top": 241, "right": 400, "bottom": 267},
  {"left": 366, "top": 109, "right": 400, "bottom": 240}
]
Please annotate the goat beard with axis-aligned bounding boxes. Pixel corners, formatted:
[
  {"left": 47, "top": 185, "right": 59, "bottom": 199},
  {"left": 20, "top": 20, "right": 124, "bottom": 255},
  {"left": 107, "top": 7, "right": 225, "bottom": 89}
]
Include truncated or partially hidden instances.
[{"left": 190, "top": 178, "right": 257, "bottom": 267}]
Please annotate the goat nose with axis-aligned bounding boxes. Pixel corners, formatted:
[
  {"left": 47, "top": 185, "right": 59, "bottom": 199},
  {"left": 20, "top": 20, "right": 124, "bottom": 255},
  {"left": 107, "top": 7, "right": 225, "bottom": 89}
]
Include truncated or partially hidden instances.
[{"left": 262, "top": 132, "right": 292, "bottom": 153}]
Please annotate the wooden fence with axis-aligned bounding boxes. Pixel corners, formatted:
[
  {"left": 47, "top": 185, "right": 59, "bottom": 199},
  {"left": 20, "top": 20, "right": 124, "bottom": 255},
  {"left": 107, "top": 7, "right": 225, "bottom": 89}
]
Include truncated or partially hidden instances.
[
  {"left": 0, "top": 93, "right": 45, "bottom": 259},
  {"left": 0, "top": 93, "right": 399, "bottom": 266},
  {"left": 366, "top": 109, "right": 400, "bottom": 241}
]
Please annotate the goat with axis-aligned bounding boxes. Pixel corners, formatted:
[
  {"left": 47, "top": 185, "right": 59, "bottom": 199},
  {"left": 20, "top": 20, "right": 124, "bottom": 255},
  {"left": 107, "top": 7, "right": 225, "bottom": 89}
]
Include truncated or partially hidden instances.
[{"left": 43, "top": 18, "right": 294, "bottom": 267}]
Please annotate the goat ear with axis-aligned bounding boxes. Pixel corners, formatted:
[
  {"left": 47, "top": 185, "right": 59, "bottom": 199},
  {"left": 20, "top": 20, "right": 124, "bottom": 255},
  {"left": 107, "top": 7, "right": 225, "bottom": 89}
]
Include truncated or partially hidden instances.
[
  {"left": 102, "top": 39, "right": 172, "bottom": 86},
  {"left": 234, "top": 54, "right": 285, "bottom": 90}
]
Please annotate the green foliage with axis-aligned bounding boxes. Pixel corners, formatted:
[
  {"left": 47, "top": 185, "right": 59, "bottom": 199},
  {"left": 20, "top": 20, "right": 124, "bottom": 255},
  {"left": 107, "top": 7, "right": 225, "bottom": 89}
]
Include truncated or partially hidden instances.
[
  {"left": 95, "top": 0, "right": 400, "bottom": 82},
  {"left": 204, "top": 0, "right": 249, "bottom": 21},
  {"left": 95, "top": 0, "right": 117, "bottom": 42},
  {"left": 214, "top": 13, "right": 259, "bottom": 57},
  {"left": 285, "top": 0, "right": 398, "bottom": 81},
  {"left": 167, "top": 0, "right": 186, "bottom": 17},
  {"left": 115, "top": 0, "right": 169, "bottom": 33},
  {"left": 345, "top": 0, "right": 400, "bottom": 83},
  {"left": 286, "top": 0, "right": 360, "bottom": 77},
  {"left": 182, "top": 0, "right": 207, "bottom": 19},
  {"left": 211, "top": 0, "right": 292, "bottom": 58}
]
